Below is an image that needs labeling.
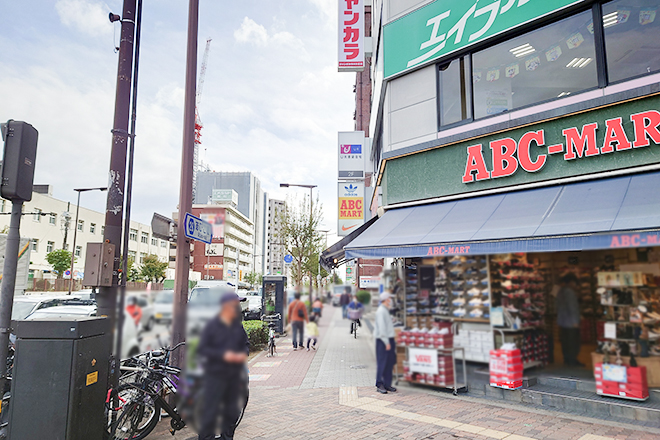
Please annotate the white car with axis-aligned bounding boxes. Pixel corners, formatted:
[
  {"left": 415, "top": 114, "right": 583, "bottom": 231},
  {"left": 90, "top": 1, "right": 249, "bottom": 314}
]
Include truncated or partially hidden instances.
[
  {"left": 12, "top": 294, "right": 93, "bottom": 321},
  {"left": 243, "top": 290, "right": 262, "bottom": 320},
  {"left": 24, "top": 305, "right": 141, "bottom": 359},
  {"left": 153, "top": 290, "right": 174, "bottom": 325},
  {"left": 187, "top": 284, "right": 248, "bottom": 335}
]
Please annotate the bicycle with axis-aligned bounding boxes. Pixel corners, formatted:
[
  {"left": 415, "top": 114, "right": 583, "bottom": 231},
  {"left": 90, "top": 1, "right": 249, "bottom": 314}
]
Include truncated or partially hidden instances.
[
  {"left": 347, "top": 308, "right": 363, "bottom": 339},
  {"left": 262, "top": 313, "right": 281, "bottom": 357}
]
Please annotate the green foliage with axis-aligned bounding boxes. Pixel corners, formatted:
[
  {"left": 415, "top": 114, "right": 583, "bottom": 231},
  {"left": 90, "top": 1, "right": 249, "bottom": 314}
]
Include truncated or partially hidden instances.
[
  {"left": 243, "top": 320, "right": 268, "bottom": 351},
  {"left": 332, "top": 273, "right": 343, "bottom": 285},
  {"left": 243, "top": 272, "right": 262, "bottom": 288},
  {"left": 356, "top": 290, "right": 371, "bottom": 305},
  {"left": 140, "top": 254, "right": 168, "bottom": 283},
  {"left": 46, "top": 249, "right": 74, "bottom": 278}
]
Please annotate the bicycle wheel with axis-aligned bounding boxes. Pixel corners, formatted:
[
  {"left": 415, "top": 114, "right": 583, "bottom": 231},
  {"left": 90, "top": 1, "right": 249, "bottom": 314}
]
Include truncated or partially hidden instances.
[{"left": 108, "top": 386, "right": 160, "bottom": 440}]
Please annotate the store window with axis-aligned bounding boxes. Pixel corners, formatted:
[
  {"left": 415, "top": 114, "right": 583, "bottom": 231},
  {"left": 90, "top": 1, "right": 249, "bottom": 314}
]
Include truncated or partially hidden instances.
[
  {"left": 603, "top": 0, "right": 660, "bottom": 83},
  {"left": 46, "top": 241, "right": 54, "bottom": 253},
  {"left": 438, "top": 57, "right": 472, "bottom": 126},
  {"left": 129, "top": 229, "right": 138, "bottom": 241},
  {"left": 472, "top": 10, "right": 598, "bottom": 119},
  {"left": 141, "top": 232, "right": 149, "bottom": 244}
]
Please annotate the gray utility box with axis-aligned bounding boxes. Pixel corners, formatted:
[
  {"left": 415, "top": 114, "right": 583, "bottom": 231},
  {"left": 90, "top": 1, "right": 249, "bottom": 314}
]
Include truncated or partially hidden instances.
[
  {"left": 8, "top": 317, "right": 110, "bottom": 440},
  {"left": 83, "top": 242, "right": 115, "bottom": 287}
]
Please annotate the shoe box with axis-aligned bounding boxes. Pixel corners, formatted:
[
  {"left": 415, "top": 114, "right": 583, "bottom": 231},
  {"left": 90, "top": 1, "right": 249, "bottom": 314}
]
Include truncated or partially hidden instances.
[
  {"left": 397, "top": 327, "right": 453, "bottom": 348},
  {"left": 489, "top": 348, "right": 524, "bottom": 390},
  {"left": 594, "top": 363, "right": 649, "bottom": 400},
  {"left": 402, "top": 355, "right": 455, "bottom": 386}
]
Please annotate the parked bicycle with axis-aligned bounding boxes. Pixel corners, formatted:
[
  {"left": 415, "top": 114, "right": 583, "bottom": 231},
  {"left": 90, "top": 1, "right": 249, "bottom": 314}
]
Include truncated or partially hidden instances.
[{"left": 262, "top": 313, "right": 281, "bottom": 357}]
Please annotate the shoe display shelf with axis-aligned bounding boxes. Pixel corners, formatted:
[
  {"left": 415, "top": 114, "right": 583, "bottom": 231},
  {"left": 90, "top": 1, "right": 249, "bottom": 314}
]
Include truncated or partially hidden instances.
[{"left": 397, "top": 344, "right": 468, "bottom": 396}]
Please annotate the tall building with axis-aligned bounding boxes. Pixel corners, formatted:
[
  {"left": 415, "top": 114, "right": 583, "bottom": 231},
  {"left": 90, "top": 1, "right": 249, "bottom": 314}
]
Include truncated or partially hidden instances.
[
  {"left": 190, "top": 200, "right": 254, "bottom": 285},
  {"left": 195, "top": 171, "right": 266, "bottom": 274},
  {"left": 0, "top": 185, "right": 169, "bottom": 280},
  {"left": 266, "top": 199, "right": 286, "bottom": 275}
]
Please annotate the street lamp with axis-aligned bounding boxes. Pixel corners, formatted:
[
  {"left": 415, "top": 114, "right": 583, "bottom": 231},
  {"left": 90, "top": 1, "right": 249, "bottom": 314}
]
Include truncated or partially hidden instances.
[
  {"left": 69, "top": 187, "right": 108, "bottom": 294},
  {"left": 279, "top": 183, "right": 317, "bottom": 220}
]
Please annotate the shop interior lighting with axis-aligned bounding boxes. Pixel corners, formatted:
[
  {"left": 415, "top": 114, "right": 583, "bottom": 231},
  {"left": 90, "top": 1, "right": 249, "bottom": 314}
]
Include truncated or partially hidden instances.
[
  {"left": 566, "top": 57, "right": 592, "bottom": 68},
  {"left": 603, "top": 11, "right": 619, "bottom": 28},
  {"left": 509, "top": 43, "right": 535, "bottom": 57}
]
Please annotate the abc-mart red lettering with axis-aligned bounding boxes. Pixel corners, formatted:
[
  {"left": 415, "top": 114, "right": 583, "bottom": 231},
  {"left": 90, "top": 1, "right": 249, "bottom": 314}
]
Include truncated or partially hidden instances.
[
  {"left": 462, "top": 110, "right": 660, "bottom": 183},
  {"left": 427, "top": 245, "right": 471, "bottom": 256}
]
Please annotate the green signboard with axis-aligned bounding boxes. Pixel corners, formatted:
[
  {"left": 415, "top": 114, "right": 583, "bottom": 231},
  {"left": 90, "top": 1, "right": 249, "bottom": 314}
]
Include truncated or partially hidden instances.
[
  {"left": 383, "top": 94, "right": 660, "bottom": 205},
  {"left": 383, "top": 0, "right": 583, "bottom": 78}
]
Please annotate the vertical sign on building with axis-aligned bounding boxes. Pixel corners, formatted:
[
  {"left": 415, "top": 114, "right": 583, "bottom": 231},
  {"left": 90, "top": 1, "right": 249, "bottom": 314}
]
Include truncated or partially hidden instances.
[
  {"left": 338, "top": 182, "right": 364, "bottom": 236},
  {"left": 338, "top": 0, "right": 365, "bottom": 72},
  {"left": 338, "top": 131, "right": 365, "bottom": 179}
]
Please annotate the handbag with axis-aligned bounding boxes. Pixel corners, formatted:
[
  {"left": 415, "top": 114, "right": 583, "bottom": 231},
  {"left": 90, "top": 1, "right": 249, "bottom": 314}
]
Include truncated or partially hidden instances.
[{"left": 297, "top": 301, "right": 305, "bottom": 318}]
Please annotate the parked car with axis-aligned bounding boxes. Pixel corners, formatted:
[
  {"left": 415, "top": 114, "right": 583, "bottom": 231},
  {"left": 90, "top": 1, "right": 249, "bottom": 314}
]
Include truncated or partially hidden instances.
[
  {"left": 187, "top": 283, "right": 247, "bottom": 335},
  {"left": 11, "top": 294, "right": 93, "bottom": 321},
  {"left": 331, "top": 285, "right": 354, "bottom": 306},
  {"left": 127, "top": 294, "right": 155, "bottom": 331},
  {"left": 23, "top": 305, "right": 141, "bottom": 359},
  {"left": 153, "top": 290, "right": 174, "bottom": 325},
  {"left": 243, "top": 290, "right": 262, "bottom": 320}
]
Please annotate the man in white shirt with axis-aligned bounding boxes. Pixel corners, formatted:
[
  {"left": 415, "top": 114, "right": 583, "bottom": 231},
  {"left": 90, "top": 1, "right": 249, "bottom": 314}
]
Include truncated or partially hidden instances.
[{"left": 373, "top": 291, "right": 397, "bottom": 394}]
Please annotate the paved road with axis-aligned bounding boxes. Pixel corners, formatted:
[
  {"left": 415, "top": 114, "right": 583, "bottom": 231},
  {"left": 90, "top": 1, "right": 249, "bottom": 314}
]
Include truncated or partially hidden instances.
[{"left": 146, "top": 307, "right": 659, "bottom": 440}]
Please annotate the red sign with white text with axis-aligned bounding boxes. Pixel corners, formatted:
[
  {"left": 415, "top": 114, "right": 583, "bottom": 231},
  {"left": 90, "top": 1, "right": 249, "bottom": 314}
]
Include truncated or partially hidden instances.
[{"left": 338, "top": 0, "right": 364, "bottom": 72}]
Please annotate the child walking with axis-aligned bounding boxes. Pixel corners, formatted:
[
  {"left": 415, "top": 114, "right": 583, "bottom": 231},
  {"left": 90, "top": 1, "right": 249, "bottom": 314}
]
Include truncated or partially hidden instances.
[{"left": 306, "top": 314, "right": 319, "bottom": 351}]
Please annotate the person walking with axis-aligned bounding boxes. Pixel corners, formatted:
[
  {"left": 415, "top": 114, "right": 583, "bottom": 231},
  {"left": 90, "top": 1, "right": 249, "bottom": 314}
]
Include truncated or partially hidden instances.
[
  {"left": 287, "top": 292, "right": 309, "bottom": 350},
  {"left": 197, "top": 290, "right": 249, "bottom": 440},
  {"left": 312, "top": 297, "right": 323, "bottom": 317},
  {"left": 306, "top": 314, "right": 319, "bottom": 351},
  {"left": 340, "top": 287, "right": 351, "bottom": 319},
  {"left": 374, "top": 291, "right": 397, "bottom": 394},
  {"left": 556, "top": 273, "right": 583, "bottom": 367}
]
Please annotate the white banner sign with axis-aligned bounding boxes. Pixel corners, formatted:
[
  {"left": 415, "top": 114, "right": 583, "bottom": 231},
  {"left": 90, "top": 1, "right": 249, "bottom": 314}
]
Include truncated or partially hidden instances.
[
  {"left": 359, "top": 275, "right": 381, "bottom": 289},
  {"left": 338, "top": 0, "right": 365, "bottom": 72},
  {"left": 338, "top": 131, "right": 365, "bottom": 179},
  {"left": 205, "top": 243, "right": 224, "bottom": 256},
  {"left": 408, "top": 347, "right": 438, "bottom": 375},
  {"left": 338, "top": 182, "right": 364, "bottom": 236}
]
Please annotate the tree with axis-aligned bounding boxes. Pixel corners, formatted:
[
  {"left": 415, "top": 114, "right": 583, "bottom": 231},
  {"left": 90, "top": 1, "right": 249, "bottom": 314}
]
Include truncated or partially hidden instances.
[
  {"left": 243, "top": 272, "right": 262, "bottom": 288},
  {"left": 139, "top": 254, "right": 168, "bottom": 283},
  {"left": 46, "top": 249, "right": 74, "bottom": 278},
  {"left": 277, "top": 195, "right": 324, "bottom": 290},
  {"left": 332, "top": 272, "right": 343, "bottom": 285}
]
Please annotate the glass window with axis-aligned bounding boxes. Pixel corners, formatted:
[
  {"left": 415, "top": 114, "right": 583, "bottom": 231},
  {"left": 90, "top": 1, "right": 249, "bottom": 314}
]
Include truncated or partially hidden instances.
[
  {"left": 140, "top": 252, "right": 147, "bottom": 263},
  {"left": 90, "top": 223, "right": 96, "bottom": 234},
  {"left": 101, "top": 226, "right": 105, "bottom": 236},
  {"left": 49, "top": 213, "right": 57, "bottom": 225},
  {"left": 129, "top": 229, "right": 138, "bottom": 241},
  {"left": 161, "top": 240, "right": 167, "bottom": 248},
  {"left": 33, "top": 208, "right": 42, "bottom": 222},
  {"left": 141, "top": 232, "right": 149, "bottom": 244},
  {"left": 31, "top": 239, "right": 38, "bottom": 252},
  {"left": 46, "top": 241, "right": 54, "bottom": 253},
  {"left": 439, "top": 57, "right": 472, "bottom": 126},
  {"left": 75, "top": 246, "right": 82, "bottom": 257},
  {"left": 77, "top": 220, "right": 84, "bottom": 231},
  {"left": 472, "top": 10, "right": 598, "bottom": 119},
  {"left": 151, "top": 237, "right": 158, "bottom": 246},
  {"left": 603, "top": 0, "right": 660, "bottom": 83}
]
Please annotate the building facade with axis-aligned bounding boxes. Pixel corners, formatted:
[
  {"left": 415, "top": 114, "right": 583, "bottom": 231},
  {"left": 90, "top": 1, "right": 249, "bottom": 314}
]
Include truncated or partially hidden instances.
[
  {"left": 195, "top": 171, "right": 267, "bottom": 273},
  {"left": 266, "top": 199, "right": 286, "bottom": 275},
  {"left": 190, "top": 202, "right": 254, "bottom": 286},
  {"left": 0, "top": 185, "right": 169, "bottom": 279}
]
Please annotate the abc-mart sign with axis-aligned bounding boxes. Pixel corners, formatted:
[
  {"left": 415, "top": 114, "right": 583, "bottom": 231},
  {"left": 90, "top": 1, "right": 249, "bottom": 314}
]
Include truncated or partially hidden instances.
[{"left": 462, "top": 108, "right": 660, "bottom": 184}]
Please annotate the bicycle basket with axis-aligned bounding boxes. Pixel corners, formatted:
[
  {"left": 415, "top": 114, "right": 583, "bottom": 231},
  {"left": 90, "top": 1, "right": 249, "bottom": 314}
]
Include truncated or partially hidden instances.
[{"left": 347, "top": 309, "right": 362, "bottom": 320}]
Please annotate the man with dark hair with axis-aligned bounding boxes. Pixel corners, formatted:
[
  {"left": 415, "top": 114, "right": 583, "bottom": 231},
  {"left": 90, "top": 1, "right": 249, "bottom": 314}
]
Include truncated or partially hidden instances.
[
  {"left": 197, "top": 291, "right": 249, "bottom": 440},
  {"left": 556, "top": 273, "right": 583, "bottom": 367},
  {"left": 340, "top": 286, "right": 351, "bottom": 319},
  {"left": 287, "top": 292, "right": 308, "bottom": 350}
]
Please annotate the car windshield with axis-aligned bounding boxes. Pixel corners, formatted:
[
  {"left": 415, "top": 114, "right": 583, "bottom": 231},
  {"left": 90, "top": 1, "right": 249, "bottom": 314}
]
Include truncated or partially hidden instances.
[
  {"left": 12, "top": 302, "right": 36, "bottom": 320},
  {"left": 189, "top": 287, "right": 226, "bottom": 307},
  {"left": 155, "top": 291, "right": 174, "bottom": 304}
]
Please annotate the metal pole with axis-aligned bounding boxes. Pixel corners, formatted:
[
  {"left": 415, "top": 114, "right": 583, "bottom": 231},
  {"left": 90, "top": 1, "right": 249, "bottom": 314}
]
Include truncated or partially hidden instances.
[
  {"left": 117, "top": 0, "right": 143, "bottom": 360},
  {"left": 171, "top": 0, "right": 199, "bottom": 369},
  {"left": 0, "top": 201, "right": 24, "bottom": 394},
  {"left": 98, "top": 0, "right": 137, "bottom": 369},
  {"left": 62, "top": 202, "right": 70, "bottom": 250},
  {"left": 68, "top": 191, "right": 81, "bottom": 294}
]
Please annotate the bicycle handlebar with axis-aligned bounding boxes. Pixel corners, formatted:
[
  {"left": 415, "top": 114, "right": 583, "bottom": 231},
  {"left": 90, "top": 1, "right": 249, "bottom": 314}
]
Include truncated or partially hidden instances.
[{"left": 261, "top": 313, "right": 281, "bottom": 321}]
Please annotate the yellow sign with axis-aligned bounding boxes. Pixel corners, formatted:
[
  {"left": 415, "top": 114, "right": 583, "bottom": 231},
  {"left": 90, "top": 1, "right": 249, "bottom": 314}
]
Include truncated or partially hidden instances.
[
  {"left": 338, "top": 198, "right": 363, "bottom": 219},
  {"left": 86, "top": 371, "right": 98, "bottom": 386}
]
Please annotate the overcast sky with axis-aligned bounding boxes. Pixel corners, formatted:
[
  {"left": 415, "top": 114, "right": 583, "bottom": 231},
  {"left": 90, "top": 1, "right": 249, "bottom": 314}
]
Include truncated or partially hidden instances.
[{"left": 0, "top": 0, "right": 355, "bottom": 247}]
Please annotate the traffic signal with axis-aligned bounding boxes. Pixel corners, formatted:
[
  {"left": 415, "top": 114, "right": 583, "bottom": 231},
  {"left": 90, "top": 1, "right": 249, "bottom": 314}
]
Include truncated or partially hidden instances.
[{"left": 0, "top": 120, "right": 38, "bottom": 201}]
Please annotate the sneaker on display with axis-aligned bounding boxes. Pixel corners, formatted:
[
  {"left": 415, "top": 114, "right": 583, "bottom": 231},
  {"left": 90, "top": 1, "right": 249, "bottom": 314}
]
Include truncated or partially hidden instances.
[
  {"left": 453, "top": 307, "right": 467, "bottom": 317},
  {"left": 469, "top": 308, "right": 484, "bottom": 318},
  {"left": 469, "top": 298, "right": 483, "bottom": 306},
  {"left": 453, "top": 297, "right": 466, "bottom": 306}
]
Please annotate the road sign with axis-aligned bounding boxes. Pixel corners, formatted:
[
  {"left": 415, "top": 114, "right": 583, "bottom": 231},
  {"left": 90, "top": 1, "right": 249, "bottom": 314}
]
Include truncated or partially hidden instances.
[
  {"left": 284, "top": 254, "right": 293, "bottom": 264},
  {"left": 183, "top": 213, "right": 212, "bottom": 244}
]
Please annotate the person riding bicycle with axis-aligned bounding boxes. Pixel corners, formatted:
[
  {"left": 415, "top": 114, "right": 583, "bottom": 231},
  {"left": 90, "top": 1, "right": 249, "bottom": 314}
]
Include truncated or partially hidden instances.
[
  {"left": 347, "top": 294, "right": 364, "bottom": 335},
  {"left": 197, "top": 290, "right": 249, "bottom": 440}
]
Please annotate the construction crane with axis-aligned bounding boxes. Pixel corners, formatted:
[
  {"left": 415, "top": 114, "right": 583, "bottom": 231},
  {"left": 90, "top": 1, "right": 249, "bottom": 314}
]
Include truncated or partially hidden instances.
[{"left": 193, "top": 37, "right": 212, "bottom": 201}]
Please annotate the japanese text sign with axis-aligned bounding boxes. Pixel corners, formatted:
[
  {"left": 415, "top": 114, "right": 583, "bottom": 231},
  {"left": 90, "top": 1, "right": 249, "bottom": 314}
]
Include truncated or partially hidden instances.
[
  {"left": 408, "top": 347, "right": 439, "bottom": 374},
  {"left": 339, "top": 0, "right": 365, "bottom": 72},
  {"left": 383, "top": 0, "right": 583, "bottom": 78},
  {"left": 338, "top": 131, "right": 365, "bottom": 178},
  {"left": 183, "top": 212, "right": 212, "bottom": 244}
]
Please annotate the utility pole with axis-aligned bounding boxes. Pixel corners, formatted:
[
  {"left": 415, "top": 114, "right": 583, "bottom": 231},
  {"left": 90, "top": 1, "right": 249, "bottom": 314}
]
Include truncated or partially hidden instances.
[
  {"left": 171, "top": 0, "right": 199, "bottom": 370},
  {"left": 62, "top": 202, "right": 70, "bottom": 250},
  {"left": 97, "top": 0, "right": 137, "bottom": 365}
]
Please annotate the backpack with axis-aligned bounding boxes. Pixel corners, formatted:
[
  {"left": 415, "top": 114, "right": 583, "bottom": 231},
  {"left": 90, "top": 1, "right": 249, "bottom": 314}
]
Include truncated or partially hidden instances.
[{"left": 296, "top": 301, "right": 305, "bottom": 318}]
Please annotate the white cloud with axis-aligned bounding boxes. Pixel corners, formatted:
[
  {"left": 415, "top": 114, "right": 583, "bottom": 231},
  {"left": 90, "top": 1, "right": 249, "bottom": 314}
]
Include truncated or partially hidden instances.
[
  {"left": 55, "top": 0, "right": 112, "bottom": 37},
  {"left": 233, "top": 17, "right": 307, "bottom": 56},
  {"left": 234, "top": 17, "right": 269, "bottom": 46}
]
